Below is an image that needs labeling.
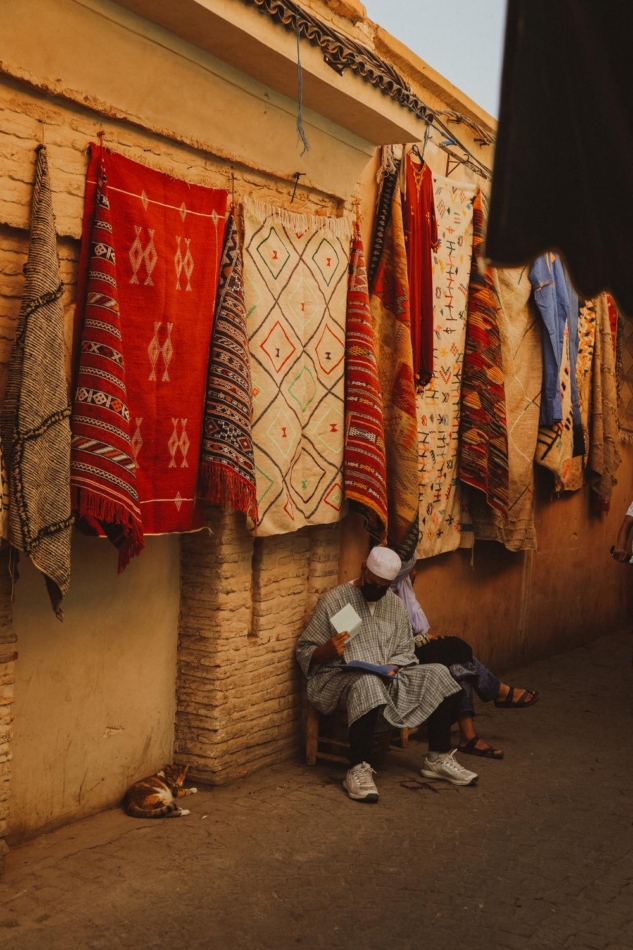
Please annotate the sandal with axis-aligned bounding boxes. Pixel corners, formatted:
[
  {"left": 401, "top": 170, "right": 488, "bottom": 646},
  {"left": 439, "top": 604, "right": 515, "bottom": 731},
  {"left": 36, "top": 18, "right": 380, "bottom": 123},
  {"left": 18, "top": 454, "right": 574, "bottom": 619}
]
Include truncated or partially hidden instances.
[
  {"left": 458, "top": 736, "right": 504, "bottom": 760},
  {"left": 494, "top": 687, "right": 540, "bottom": 709}
]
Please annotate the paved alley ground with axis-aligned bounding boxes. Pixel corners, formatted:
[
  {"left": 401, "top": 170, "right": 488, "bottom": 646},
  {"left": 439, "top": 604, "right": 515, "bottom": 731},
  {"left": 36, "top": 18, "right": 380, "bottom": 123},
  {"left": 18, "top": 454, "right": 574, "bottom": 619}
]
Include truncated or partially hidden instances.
[{"left": 0, "top": 631, "right": 632, "bottom": 950}]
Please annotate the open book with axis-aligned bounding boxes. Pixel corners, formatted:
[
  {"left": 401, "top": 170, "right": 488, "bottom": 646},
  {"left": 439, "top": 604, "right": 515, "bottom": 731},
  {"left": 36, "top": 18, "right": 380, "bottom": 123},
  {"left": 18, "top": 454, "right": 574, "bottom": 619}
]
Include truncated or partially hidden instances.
[{"left": 342, "top": 660, "right": 398, "bottom": 680}]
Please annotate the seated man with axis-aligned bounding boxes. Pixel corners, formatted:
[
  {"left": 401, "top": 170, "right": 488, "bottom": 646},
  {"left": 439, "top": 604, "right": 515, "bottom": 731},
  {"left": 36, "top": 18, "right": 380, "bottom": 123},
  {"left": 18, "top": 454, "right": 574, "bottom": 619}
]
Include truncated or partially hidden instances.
[{"left": 296, "top": 546, "right": 478, "bottom": 803}]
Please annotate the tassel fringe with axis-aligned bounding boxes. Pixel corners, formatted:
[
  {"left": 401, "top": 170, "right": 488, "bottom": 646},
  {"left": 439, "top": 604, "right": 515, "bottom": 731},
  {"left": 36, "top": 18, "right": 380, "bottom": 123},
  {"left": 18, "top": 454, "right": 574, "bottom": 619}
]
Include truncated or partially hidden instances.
[
  {"left": 377, "top": 145, "right": 399, "bottom": 183},
  {"left": 199, "top": 461, "right": 259, "bottom": 526},
  {"left": 71, "top": 486, "right": 145, "bottom": 572},
  {"left": 244, "top": 197, "right": 350, "bottom": 239}
]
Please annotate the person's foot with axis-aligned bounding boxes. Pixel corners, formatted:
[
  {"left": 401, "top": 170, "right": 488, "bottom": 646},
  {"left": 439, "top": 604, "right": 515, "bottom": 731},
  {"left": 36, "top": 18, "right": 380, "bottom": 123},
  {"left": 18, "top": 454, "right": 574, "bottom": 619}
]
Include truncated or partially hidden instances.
[
  {"left": 343, "top": 762, "right": 379, "bottom": 802},
  {"left": 458, "top": 735, "right": 504, "bottom": 759},
  {"left": 494, "top": 684, "right": 540, "bottom": 708},
  {"left": 420, "top": 749, "right": 478, "bottom": 786}
]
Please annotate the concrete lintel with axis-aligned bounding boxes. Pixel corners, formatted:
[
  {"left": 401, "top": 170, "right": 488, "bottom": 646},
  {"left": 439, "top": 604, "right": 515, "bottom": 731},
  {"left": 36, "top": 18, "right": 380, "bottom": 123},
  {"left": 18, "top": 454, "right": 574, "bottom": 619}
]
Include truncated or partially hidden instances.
[{"left": 112, "top": 0, "right": 429, "bottom": 145}]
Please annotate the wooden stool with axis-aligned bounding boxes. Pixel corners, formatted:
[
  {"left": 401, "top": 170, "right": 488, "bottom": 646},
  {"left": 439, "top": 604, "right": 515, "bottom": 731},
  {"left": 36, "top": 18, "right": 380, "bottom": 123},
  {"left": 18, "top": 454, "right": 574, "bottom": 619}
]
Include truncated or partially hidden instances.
[{"left": 305, "top": 703, "right": 419, "bottom": 766}]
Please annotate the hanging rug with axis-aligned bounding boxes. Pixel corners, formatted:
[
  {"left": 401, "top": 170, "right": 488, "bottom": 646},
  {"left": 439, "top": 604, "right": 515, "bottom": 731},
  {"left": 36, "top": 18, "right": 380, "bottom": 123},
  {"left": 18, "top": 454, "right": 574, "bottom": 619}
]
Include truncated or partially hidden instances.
[
  {"left": 74, "top": 146, "right": 227, "bottom": 535},
  {"left": 344, "top": 222, "right": 387, "bottom": 539},
  {"left": 243, "top": 199, "right": 350, "bottom": 536},
  {"left": 199, "top": 212, "right": 258, "bottom": 525}
]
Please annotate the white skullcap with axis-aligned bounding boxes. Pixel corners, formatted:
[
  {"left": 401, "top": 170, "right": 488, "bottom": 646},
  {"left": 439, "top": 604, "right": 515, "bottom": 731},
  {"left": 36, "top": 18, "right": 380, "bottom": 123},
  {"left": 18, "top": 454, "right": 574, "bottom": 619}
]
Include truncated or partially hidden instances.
[{"left": 366, "top": 546, "right": 402, "bottom": 582}]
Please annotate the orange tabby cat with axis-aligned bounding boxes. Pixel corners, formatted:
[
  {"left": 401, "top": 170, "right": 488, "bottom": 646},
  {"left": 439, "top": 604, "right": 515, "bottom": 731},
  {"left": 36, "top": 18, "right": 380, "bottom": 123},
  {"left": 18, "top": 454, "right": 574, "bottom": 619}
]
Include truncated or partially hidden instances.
[{"left": 124, "top": 763, "right": 197, "bottom": 818}]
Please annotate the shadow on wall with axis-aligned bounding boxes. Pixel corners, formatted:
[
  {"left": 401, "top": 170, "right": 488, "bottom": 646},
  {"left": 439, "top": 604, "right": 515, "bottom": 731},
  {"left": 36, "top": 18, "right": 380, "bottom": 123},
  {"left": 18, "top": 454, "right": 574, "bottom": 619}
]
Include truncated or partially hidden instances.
[
  {"left": 413, "top": 461, "right": 633, "bottom": 674},
  {"left": 8, "top": 533, "right": 180, "bottom": 843}
]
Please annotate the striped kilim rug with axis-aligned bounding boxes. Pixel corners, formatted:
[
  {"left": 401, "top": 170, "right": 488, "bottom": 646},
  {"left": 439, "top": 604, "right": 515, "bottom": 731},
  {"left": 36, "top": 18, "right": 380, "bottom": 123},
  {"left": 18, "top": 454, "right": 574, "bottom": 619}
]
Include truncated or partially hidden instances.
[
  {"left": 71, "top": 152, "right": 144, "bottom": 569},
  {"left": 344, "top": 223, "right": 387, "bottom": 540},
  {"left": 199, "top": 213, "right": 258, "bottom": 526},
  {"left": 470, "top": 267, "right": 542, "bottom": 552},
  {"left": 0, "top": 450, "right": 7, "bottom": 541},
  {"left": 589, "top": 294, "right": 621, "bottom": 511},
  {"left": 458, "top": 191, "right": 509, "bottom": 518},
  {"left": 566, "top": 298, "right": 597, "bottom": 491},
  {"left": 243, "top": 201, "right": 349, "bottom": 536},
  {"left": 417, "top": 174, "right": 476, "bottom": 560},
  {"left": 617, "top": 307, "right": 633, "bottom": 442}
]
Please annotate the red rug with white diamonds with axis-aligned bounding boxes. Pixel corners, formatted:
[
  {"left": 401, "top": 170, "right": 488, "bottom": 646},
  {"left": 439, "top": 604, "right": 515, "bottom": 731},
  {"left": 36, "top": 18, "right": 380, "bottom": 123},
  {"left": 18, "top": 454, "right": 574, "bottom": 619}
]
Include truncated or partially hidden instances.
[{"left": 74, "top": 146, "right": 227, "bottom": 534}]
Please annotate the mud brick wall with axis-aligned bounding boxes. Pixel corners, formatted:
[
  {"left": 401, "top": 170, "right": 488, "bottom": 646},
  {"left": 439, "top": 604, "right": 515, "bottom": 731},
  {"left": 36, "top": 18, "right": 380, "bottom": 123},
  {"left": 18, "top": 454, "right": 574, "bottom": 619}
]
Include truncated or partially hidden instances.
[{"left": 176, "top": 510, "right": 340, "bottom": 785}]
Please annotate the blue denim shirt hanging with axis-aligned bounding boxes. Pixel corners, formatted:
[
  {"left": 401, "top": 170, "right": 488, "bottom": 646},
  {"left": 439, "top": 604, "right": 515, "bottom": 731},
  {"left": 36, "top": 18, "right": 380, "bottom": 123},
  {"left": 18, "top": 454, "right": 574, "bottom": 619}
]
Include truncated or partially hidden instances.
[
  {"left": 564, "top": 270, "right": 582, "bottom": 435},
  {"left": 530, "top": 253, "right": 570, "bottom": 427}
]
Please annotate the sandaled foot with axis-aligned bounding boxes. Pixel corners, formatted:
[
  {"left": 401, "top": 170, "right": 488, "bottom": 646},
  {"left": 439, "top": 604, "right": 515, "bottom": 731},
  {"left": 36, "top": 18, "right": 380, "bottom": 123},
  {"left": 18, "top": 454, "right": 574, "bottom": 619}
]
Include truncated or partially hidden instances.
[
  {"left": 458, "top": 735, "right": 504, "bottom": 759},
  {"left": 494, "top": 686, "right": 540, "bottom": 708}
]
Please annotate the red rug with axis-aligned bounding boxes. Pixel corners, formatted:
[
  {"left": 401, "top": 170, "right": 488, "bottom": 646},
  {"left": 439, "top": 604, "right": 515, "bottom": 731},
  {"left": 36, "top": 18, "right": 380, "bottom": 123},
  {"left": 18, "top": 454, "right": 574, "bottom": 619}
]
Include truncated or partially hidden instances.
[
  {"left": 75, "top": 146, "right": 227, "bottom": 535},
  {"left": 71, "top": 152, "right": 144, "bottom": 569},
  {"left": 459, "top": 191, "right": 509, "bottom": 518},
  {"left": 344, "top": 223, "right": 387, "bottom": 539}
]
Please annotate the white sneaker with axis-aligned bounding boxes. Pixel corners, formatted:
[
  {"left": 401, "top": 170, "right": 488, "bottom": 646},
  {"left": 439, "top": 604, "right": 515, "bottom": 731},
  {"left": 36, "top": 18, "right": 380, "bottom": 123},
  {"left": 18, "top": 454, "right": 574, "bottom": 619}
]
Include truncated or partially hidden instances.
[
  {"left": 420, "top": 749, "right": 478, "bottom": 786},
  {"left": 343, "top": 762, "right": 379, "bottom": 802}
]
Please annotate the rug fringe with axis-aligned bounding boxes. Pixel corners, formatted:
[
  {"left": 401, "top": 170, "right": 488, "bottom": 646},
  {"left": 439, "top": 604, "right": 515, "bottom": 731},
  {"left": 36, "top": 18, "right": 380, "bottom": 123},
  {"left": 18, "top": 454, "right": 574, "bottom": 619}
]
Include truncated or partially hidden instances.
[
  {"left": 116, "top": 527, "right": 145, "bottom": 574},
  {"left": 244, "top": 197, "right": 350, "bottom": 239},
  {"left": 199, "top": 461, "right": 259, "bottom": 526},
  {"left": 71, "top": 485, "right": 140, "bottom": 528},
  {"left": 71, "top": 485, "right": 145, "bottom": 572},
  {"left": 377, "top": 144, "right": 399, "bottom": 183}
]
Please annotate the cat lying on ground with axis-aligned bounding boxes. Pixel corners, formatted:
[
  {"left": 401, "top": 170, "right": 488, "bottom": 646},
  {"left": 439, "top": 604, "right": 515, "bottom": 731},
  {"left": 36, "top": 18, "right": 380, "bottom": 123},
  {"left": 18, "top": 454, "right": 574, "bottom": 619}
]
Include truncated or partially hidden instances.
[{"left": 124, "top": 764, "right": 197, "bottom": 818}]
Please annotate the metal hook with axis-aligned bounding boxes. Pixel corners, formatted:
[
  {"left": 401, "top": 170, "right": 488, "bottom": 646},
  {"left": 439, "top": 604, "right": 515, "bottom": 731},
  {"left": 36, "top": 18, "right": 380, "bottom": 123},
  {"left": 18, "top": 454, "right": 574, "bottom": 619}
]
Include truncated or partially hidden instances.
[
  {"left": 230, "top": 170, "right": 236, "bottom": 209},
  {"left": 290, "top": 171, "right": 305, "bottom": 203}
]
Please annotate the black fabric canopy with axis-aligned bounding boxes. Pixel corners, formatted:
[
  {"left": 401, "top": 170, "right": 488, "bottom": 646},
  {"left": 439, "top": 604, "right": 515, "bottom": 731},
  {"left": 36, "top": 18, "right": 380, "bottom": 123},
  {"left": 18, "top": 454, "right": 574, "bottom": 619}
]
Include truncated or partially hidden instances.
[{"left": 487, "top": 1, "right": 633, "bottom": 315}]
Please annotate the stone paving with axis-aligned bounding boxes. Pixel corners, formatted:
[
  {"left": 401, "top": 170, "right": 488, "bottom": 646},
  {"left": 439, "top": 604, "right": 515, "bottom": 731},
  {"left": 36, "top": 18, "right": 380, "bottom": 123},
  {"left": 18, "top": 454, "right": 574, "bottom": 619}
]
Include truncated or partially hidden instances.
[{"left": 0, "top": 631, "right": 632, "bottom": 950}]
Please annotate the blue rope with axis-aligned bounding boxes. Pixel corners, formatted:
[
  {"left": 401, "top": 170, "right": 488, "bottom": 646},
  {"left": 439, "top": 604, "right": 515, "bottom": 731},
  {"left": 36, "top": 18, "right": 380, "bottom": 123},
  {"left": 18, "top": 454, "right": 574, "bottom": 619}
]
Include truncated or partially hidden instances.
[{"left": 296, "top": 22, "right": 310, "bottom": 156}]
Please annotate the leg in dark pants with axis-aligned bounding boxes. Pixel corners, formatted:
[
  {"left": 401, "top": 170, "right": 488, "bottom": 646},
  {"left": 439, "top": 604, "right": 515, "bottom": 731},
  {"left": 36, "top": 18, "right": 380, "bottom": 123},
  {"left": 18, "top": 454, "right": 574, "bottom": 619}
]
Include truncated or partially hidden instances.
[
  {"left": 348, "top": 705, "right": 383, "bottom": 767},
  {"left": 426, "top": 692, "right": 462, "bottom": 753}
]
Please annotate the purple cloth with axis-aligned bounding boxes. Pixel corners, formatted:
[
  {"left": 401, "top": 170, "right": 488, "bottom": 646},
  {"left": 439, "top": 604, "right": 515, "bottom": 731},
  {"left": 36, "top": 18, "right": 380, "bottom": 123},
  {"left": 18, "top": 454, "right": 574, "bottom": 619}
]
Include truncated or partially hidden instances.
[{"left": 390, "top": 555, "right": 430, "bottom": 637}]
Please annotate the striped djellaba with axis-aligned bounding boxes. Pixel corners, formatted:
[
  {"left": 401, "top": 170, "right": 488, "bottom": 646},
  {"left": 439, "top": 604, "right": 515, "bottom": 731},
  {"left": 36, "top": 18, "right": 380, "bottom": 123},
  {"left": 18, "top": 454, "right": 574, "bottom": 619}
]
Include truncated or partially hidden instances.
[{"left": 459, "top": 191, "right": 509, "bottom": 519}]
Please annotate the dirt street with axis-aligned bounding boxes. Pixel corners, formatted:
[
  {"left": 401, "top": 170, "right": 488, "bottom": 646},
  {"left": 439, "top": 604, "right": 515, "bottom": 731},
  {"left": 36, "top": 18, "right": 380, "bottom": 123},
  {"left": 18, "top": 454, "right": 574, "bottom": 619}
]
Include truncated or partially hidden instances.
[{"left": 0, "top": 631, "right": 631, "bottom": 950}]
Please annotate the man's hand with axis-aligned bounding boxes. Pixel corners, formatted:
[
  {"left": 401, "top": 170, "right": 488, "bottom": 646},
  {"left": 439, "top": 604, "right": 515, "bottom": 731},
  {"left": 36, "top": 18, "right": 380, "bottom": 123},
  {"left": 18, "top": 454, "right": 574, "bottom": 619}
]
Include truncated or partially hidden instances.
[
  {"left": 612, "top": 545, "right": 630, "bottom": 563},
  {"left": 311, "top": 632, "right": 349, "bottom": 664}
]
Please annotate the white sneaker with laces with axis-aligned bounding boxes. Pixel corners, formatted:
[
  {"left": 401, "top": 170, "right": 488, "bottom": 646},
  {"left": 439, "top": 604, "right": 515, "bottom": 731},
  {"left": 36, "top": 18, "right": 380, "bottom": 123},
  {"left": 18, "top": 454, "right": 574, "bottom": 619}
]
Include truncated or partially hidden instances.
[
  {"left": 343, "top": 762, "right": 379, "bottom": 802},
  {"left": 420, "top": 749, "right": 478, "bottom": 786}
]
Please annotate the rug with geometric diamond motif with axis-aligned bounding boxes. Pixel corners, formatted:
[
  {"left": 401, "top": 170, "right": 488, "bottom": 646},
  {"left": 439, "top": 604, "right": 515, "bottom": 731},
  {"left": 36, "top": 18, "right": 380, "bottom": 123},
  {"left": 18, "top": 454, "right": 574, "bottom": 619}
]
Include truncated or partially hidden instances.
[
  {"left": 417, "top": 174, "right": 476, "bottom": 560},
  {"left": 74, "top": 146, "right": 227, "bottom": 536},
  {"left": 243, "top": 200, "right": 350, "bottom": 536}
]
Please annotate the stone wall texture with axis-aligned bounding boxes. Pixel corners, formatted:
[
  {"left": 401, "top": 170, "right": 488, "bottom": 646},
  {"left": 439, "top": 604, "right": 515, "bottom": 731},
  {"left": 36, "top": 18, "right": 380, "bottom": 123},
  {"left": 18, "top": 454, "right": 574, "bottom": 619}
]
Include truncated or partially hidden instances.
[{"left": 176, "top": 512, "right": 340, "bottom": 785}]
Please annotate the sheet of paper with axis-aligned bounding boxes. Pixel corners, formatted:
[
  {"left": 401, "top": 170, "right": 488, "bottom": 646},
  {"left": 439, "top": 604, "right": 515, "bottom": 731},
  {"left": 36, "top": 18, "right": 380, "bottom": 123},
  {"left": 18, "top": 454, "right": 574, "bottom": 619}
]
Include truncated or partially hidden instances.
[{"left": 330, "top": 603, "right": 362, "bottom": 639}]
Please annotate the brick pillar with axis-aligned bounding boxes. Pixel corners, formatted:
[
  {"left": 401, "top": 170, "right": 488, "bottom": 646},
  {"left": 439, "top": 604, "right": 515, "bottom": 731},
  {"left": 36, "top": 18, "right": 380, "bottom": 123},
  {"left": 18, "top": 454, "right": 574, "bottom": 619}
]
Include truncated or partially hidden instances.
[
  {"left": 0, "top": 549, "right": 17, "bottom": 869},
  {"left": 175, "top": 512, "right": 341, "bottom": 785}
]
